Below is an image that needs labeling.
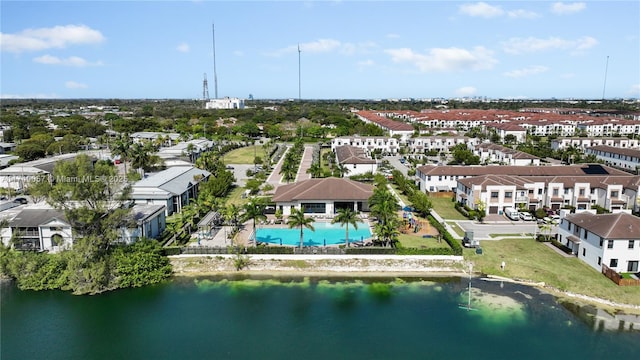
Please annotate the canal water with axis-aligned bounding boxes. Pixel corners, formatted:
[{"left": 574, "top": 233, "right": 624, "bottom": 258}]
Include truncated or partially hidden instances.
[{"left": 2, "top": 276, "right": 639, "bottom": 359}]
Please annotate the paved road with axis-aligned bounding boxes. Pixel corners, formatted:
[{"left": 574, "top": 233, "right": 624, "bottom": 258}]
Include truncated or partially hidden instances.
[
  {"left": 295, "top": 145, "right": 314, "bottom": 182},
  {"left": 383, "top": 155, "right": 409, "bottom": 177},
  {"left": 456, "top": 220, "right": 552, "bottom": 240},
  {"left": 265, "top": 145, "right": 291, "bottom": 188}
]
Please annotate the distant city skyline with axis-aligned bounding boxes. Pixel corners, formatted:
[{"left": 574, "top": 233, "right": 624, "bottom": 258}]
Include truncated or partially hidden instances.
[{"left": 1, "top": 1, "right": 639, "bottom": 100}]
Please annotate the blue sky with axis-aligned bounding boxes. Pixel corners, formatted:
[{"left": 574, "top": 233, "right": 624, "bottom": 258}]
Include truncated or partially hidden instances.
[{"left": 1, "top": 1, "right": 639, "bottom": 100}]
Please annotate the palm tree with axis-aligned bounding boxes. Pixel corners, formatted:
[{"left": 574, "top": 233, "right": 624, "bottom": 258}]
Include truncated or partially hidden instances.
[
  {"left": 287, "top": 207, "right": 315, "bottom": 249},
  {"left": 129, "top": 142, "right": 152, "bottom": 177},
  {"left": 279, "top": 158, "right": 297, "bottom": 183},
  {"left": 374, "top": 218, "right": 400, "bottom": 247},
  {"left": 306, "top": 162, "right": 323, "bottom": 178},
  {"left": 331, "top": 207, "right": 361, "bottom": 248},
  {"left": 242, "top": 198, "right": 267, "bottom": 245},
  {"left": 224, "top": 204, "right": 241, "bottom": 231},
  {"left": 334, "top": 162, "right": 349, "bottom": 178},
  {"left": 111, "top": 134, "right": 132, "bottom": 174},
  {"left": 369, "top": 186, "right": 399, "bottom": 226}
]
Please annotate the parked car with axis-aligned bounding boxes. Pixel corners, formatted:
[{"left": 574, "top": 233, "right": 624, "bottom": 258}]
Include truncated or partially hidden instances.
[
  {"left": 13, "top": 197, "right": 28, "bottom": 205},
  {"left": 519, "top": 212, "right": 534, "bottom": 221},
  {"left": 550, "top": 214, "right": 560, "bottom": 224},
  {"left": 225, "top": 165, "right": 234, "bottom": 170}
]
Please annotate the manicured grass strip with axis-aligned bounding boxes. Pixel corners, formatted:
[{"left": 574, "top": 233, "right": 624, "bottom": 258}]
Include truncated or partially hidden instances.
[
  {"left": 428, "top": 196, "right": 467, "bottom": 220},
  {"left": 446, "top": 222, "right": 465, "bottom": 237},
  {"left": 398, "top": 234, "right": 448, "bottom": 249},
  {"left": 466, "top": 238, "right": 640, "bottom": 306}
]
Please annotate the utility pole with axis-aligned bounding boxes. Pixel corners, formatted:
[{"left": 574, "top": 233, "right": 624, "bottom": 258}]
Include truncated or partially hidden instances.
[
  {"left": 212, "top": 23, "right": 218, "bottom": 99},
  {"left": 602, "top": 55, "right": 609, "bottom": 100},
  {"left": 298, "top": 44, "right": 301, "bottom": 100}
]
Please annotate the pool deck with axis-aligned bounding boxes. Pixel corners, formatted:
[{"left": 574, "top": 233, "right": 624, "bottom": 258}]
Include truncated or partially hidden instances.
[{"left": 235, "top": 215, "right": 375, "bottom": 247}]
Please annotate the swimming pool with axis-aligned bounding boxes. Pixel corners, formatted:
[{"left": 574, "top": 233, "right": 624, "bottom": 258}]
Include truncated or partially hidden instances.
[{"left": 255, "top": 221, "right": 371, "bottom": 246}]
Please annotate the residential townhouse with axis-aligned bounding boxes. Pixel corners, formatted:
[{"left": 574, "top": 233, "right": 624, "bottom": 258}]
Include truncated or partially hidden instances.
[
  {"left": 551, "top": 137, "right": 640, "bottom": 151},
  {"left": 576, "top": 119, "right": 640, "bottom": 137},
  {"left": 585, "top": 145, "right": 640, "bottom": 172},
  {"left": 471, "top": 143, "right": 540, "bottom": 166},
  {"left": 331, "top": 136, "right": 400, "bottom": 155},
  {"left": 333, "top": 145, "right": 377, "bottom": 177},
  {"left": 130, "top": 166, "right": 211, "bottom": 216},
  {"left": 455, "top": 174, "right": 640, "bottom": 215},
  {"left": 416, "top": 163, "right": 629, "bottom": 193},
  {"left": 406, "top": 136, "right": 480, "bottom": 154},
  {"left": 557, "top": 212, "right": 640, "bottom": 274},
  {"left": 156, "top": 138, "right": 216, "bottom": 163},
  {"left": 483, "top": 123, "right": 528, "bottom": 143},
  {"left": 354, "top": 111, "right": 414, "bottom": 141}
]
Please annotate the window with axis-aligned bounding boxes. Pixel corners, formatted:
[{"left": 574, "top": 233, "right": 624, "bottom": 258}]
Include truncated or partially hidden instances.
[
  {"left": 628, "top": 261, "right": 639, "bottom": 272},
  {"left": 599, "top": 238, "right": 603, "bottom": 247},
  {"left": 629, "top": 240, "right": 635, "bottom": 249},
  {"left": 579, "top": 189, "right": 585, "bottom": 196},
  {"left": 505, "top": 192, "right": 512, "bottom": 198},
  {"left": 564, "top": 188, "right": 569, "bottom": 195},
  {"left": 611, "top": 191, "right": 619, "bottom": 197},
  {"left": 538, "top": 189, "right": 543, "bottom": 195},
  {"left": 553, "top": 189, "right": 559, "bottom": 196},
  {"left": 582, "top": 248, "right": 586, "bottom": 256},
  {"left": 491, "top": 192, "right": 499, "bottom": 198},
  {"left": 610, "top": 259, "right": 618, "bottom": 267},
  {"left": 597, "top": 257, "right": 601, "bottom": 266},
  {"left": 528, "top": 190, "right": 534, "bottom": 194},
  {"left": 608, "top": 240, "right": 614, "bottom": 249}
]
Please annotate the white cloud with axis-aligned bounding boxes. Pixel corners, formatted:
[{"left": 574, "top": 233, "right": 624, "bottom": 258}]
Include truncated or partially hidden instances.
[
  {"left": 629, "top": 84, "right": 640, "bottom": 97},
  {"left": 384, "top": 46, "right": 497, "bottom": 72},
  {"left": 176, "top": 43, "right": 190, "bottom": 53},
  {"left": 507, "top": 9, "right": 539, "bottom": 19},
  {"left": 65, "top": 81, "right": 88, "bottom": 89},
  {"left": 503, "top": 65, "right": 549, "bottom": 78},
  {"left": 459, "top": 2, "right": 504, "bottom": 18},
  {"left": 266, "top": 39, "right": 377, "bottom": 57},
  {"left": 455, "top": 86, "right": 477, "bottom": 97},
  {"left": 502, "top": 36, "right": 598, "bottom": 54},
  {"left": 551, "top": 2, "right": 586, "bottom": 15},
  {"left": 33, "top": 54, "right": 102, "bottom": 67},
  {"left": 1, "top": 24, "right": 105, "bottom": 53}
]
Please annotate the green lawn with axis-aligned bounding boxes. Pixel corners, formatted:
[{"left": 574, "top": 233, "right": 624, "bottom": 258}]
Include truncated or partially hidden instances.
[
  {"left": 398, "top": 234, "right": 448, "bottom": 249},
  {"left": 225, "top": 186, "right": 248, "bottom": 207},
  {"left": 429, "top": 196, "right": 467, "bottom": 220},
  {"left": 223, "top": 146, "right": 264, "bottom": 164},
  {"left": 389, "top": 184, "right": 410, "bottom": 206},
  {"left": 465, "top": 238, "right": 640, "bottom": 306}
]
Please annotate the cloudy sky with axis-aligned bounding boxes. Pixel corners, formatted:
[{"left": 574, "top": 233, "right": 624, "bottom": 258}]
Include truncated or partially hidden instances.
[{"left": 1, "top": 1, "right": 638, "bottom": 99}]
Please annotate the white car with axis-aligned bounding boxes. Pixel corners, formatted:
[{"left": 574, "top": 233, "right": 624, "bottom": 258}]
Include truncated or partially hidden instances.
[
  {"left": 550, "top": 215, "right": 560, "bottom": 224},
  {"left": 519, "top": 212, "right": 534, "bottom": 221}
]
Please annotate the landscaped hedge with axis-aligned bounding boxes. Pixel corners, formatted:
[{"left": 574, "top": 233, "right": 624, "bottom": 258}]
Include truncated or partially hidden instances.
[
  {"left": 345, "top": 247, "right": 457, "bottom": 255},
  {"left": 427, "top": 215, "right": 463, "bottom": 256}
]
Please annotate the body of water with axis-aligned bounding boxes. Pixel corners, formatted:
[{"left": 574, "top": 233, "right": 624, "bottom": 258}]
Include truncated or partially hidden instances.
[
  {"left": 256, "top": 221, "right": 371, "bottom": 246},
  {"left": 2, "top": 276, "right": 639, "bottom": 360}
]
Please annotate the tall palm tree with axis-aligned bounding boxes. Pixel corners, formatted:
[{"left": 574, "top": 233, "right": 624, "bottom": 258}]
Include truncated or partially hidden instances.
[
  {"left": 331, "top": 207, "right": 361, "bottom": 248},
  {"left": 369, "top": 186, "right": 399, "bottom": 226},
  {"left": 111, "top": 134, "right": 132, "bottom": 175},
  {"left": 287, "top": 207, "right": 315, "bottom": 249},
  {"left": 242, "top": 198, "right": 267, "bottom": 244},
  {"left": 129, "top": 142, "right": 152, "bottom": 177}
]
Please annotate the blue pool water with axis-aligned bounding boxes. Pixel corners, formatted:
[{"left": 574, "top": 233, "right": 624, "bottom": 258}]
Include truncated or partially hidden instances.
[{"left": 256, "top": 221, "right": 371, "bottom": 246}]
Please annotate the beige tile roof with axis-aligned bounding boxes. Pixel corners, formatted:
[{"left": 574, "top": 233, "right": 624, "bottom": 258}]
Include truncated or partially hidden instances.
[
  {"left": 335, "top": 145, "right": 376, "bottom": 165},
  {"left": 564, "top": 212, "right": 640, "bottom": 239},
  {"left": 272, "top": 177, "right": 373, "bottom": 202}
]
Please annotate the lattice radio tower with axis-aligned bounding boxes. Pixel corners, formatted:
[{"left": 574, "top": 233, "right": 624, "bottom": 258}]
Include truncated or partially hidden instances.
[{"left": 202, "top": 73, "right": 210, "bottom": 101}]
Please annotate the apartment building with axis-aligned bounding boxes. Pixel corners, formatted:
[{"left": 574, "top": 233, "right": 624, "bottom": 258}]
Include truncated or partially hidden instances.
[
  {"left": 406, "top": 136, "right": 480, "bottom": 154},
  {"left": 354, "top": 111, "right": 414, "bottom": 141},
  {"left": 416, "top": 163, "right": 629, "bottom": 193},
  {"left": 334, "top": 145, "right": 377, "bottom": 176},
  {"left": 585, "top": 145, "right": 640, "bottom": 172},
  {"left": 331, "top": 136, "right": 400, "bottom": 155},
  {"left": 455, "top": 174, "right": 640, "bottom": 215},
  {"left": 551, "top": 137, "right": 640, "bottom": 151}
]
